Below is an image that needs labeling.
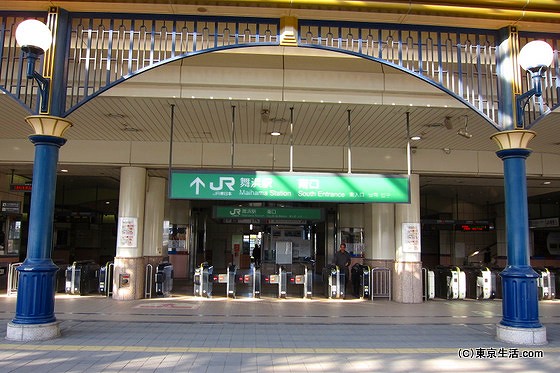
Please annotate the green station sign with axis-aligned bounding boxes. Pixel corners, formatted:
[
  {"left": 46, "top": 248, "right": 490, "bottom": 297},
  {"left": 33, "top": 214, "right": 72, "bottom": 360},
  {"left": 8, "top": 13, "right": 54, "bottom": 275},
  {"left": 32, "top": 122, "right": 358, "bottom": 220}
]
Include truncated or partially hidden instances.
[
  {"left": 170, "top": 170, "right": 409, "bottom": 203},
  {"left": 214, "top": 206, "right": 323, "bottom": 220}
]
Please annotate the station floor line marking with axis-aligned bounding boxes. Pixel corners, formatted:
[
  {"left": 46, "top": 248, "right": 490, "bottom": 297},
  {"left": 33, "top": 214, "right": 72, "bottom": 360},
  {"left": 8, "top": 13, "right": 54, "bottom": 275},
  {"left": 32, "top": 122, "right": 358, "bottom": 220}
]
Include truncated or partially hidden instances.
[{"left": 1, "top": 344, "right": 559, "bottom": 355}]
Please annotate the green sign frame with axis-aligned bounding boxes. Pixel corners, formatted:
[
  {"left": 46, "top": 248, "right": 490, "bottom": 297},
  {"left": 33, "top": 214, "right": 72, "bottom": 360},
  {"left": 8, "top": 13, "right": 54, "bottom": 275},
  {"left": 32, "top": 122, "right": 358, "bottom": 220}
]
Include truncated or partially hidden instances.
[
  {"left": 214, "top": 206, "right": 323, "bottom": 220},
  {"left": 170, "top": 170, "right": 409, "bottom": 203}
]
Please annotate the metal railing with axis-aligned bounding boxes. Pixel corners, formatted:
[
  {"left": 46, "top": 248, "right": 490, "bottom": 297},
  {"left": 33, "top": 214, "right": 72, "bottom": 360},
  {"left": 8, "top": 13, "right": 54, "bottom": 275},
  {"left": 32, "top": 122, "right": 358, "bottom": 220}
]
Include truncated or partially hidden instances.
[
  {"left": 371, "top": 267, "right": 391, "bottom": 300},
  {"left": 145, "top": 263, "right": 153, "bottom": 298},
  {"left": 103, "top": 262, "right": 114, "bottom": 297},
  {"left": 7, "top": 262, "right": 22, "bottom": 296},
  {"left": 1, "top": 11, "right": 557, "bottom": 126}
]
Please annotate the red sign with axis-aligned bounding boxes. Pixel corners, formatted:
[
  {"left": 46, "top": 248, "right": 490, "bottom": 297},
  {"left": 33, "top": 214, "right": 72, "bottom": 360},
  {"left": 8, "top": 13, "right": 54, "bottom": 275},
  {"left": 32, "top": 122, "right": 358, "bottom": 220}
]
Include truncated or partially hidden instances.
[{"left": 10, "top": 184, "right": 32, "bottom": 192}]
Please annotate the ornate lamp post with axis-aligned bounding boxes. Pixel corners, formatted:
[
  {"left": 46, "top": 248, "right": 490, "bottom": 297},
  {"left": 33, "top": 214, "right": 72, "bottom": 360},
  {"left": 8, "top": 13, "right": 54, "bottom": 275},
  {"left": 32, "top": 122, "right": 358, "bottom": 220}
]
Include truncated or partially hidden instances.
[
  {"left": 6, "top": 19, "right": 72, "bottom": 341},
  {"left": 492, "top": 40, "right": 553, "bottom": 345}
]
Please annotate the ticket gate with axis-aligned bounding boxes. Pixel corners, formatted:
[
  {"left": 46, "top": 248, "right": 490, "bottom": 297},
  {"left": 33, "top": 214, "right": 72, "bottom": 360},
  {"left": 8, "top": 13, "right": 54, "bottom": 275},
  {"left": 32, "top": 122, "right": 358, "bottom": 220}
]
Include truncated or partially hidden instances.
[
  {"left": 264, "top": 265, "right": 287, "bottom": 298},
  {"left": 449, "top": 267, "right": 466, "bottom": 299},
  {"left": 322, "top": 264, "right": 344, "bottom": 299},
  {"left": 434, "top": 266, "right": 466, "bottom": 300},
  {"left": 490, "top": 269, "right": 502, "bottom": 299},
  {"left": 226, "top": 264, "right": 237, "bottom": 298},
  {"left": 65, "top": 260, "right": 101, "bottom": 295},
  {"left": 210, "top": 268, "right": 231, "bottom": 297},
  {"left": 351, "top": 263, "right": 370, "bottom": 299},
  {"left": 463, "top": 266, "right": 492, "bottom": 300},
  {"left": 155, "top": 262, "right": 174, "bottom": 297},
  {"left": 253, "top": 265, "right": 262, "bottom": 298},
  {"left": 194, "top": 262, "right": 213, "bottom": 298},
  {"left": 422, "top": 268, "right": 435, "bottom": 300},
  {"left": 536, "top": 268, "right": 555, "bottom": 300},
  {"left": 287, "top": 264, "right": 313, "bottom": 299},
  {"left": 235, "top": 265, "right": 261, "bottom": 298},
  {"left": 476, "top": 267, "right": 492, "bottom": 299}
]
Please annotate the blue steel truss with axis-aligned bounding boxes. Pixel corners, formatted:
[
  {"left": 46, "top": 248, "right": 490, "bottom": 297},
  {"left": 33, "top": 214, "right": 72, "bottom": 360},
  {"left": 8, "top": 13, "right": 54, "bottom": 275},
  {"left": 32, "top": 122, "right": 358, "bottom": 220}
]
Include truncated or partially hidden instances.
[{"left": 0, "top": 11, "right": 558, "bottom": 130}]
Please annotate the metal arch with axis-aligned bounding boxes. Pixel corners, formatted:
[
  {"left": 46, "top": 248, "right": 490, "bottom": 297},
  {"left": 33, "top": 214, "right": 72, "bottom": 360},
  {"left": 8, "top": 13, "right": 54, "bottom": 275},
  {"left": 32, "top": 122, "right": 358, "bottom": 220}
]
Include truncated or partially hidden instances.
[
  {"left": 2, "top": 11, "right": 558, "bottom": 128},
  {"left": 298, "top": 20, "right": 503, "bottom": 130},
  {"left": 62, "top": 43, "right": 279, "bottom": 117},
  {"left": 0, "top": 12, "right": 280, "bottom": 116},
  {"left": 63, "top": 13, "right": 280, "bottom": 116},
  {"left": 297, "top": 43, "right": 500, "bottom": 130}
]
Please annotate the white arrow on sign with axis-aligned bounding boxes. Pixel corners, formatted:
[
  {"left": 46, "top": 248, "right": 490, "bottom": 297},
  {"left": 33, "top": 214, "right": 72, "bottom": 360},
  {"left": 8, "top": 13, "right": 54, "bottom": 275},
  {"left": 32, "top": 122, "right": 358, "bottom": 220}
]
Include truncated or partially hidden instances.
[{"left": 189, "top": 177, "right": 205, "bottom": 195}]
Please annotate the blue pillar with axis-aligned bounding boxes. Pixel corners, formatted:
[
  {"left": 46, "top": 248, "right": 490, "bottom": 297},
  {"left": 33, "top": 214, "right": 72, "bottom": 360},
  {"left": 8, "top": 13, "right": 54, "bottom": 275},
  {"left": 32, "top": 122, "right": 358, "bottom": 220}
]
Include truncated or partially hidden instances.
[
  {"left": 12, "top": 135, "right": 66, "bottom": 325},
  {"left": 496, "top": 148, "right": 541, "bottom": 329}
]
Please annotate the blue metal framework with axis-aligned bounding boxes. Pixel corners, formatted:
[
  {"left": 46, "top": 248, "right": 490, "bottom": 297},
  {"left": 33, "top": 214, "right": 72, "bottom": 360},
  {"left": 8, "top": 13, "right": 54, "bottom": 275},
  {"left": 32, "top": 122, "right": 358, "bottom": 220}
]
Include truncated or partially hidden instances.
[
  {"left": 0, "top": 11, "right": 559, "bottom": 129},
  {"left": 299, "top": 20, "right": 560, "bottom": 130},
  {"left": 518, "top": 32, "right": 560, "bottom": 128},
  {"left": 0, "top": 12, "right": 48, "bottom": 113},
  {"left": 65, "top": 13, "right": 279, "bottom": 114}
]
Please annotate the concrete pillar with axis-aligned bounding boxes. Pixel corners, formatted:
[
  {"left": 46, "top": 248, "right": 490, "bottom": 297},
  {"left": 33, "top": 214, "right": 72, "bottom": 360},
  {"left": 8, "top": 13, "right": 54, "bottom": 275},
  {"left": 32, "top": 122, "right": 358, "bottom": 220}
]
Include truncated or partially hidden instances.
[
  {"left": 393, "top": 174, "right": 423, "bottom": 303},
  {"left": 363, "top": 203, "right": 395, "bottom": 268},
  {"left": 113, "top": 167, "right": 146, "bottom": 300},
  {"left": 143, "top": 176, "right": 166, "bottom": 285}
]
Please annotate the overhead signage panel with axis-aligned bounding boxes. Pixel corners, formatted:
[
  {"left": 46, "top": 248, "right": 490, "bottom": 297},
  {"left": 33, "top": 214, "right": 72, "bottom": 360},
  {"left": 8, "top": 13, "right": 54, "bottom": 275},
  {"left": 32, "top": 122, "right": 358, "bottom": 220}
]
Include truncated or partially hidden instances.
[
  {"left": 215, "top": 206, "right": 323, "bottom": 220},
  {"left": 170, "top": 171, "right": 410, "bottom": 203}
]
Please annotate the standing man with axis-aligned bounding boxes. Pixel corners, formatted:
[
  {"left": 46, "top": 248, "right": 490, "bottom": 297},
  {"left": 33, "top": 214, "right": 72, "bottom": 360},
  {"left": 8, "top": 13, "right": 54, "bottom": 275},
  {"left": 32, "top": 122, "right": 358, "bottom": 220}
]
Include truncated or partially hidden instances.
[{"left": 333, "top": 243, "right": 352, "bottom": 294}]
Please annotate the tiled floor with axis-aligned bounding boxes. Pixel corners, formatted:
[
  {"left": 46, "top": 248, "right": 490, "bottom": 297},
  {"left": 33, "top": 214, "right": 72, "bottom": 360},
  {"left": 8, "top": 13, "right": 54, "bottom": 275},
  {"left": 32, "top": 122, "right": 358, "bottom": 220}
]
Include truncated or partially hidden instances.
[{"left": 1, "top": 286, "right": 559, "bottom": 372}]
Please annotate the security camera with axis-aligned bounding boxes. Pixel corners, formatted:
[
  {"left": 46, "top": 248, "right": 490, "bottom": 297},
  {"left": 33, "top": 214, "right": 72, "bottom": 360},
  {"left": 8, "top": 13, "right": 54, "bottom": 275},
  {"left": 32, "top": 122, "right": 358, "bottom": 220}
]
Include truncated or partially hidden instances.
[{"left": 457, "top": 128, "right": 472, "bottom": 138}]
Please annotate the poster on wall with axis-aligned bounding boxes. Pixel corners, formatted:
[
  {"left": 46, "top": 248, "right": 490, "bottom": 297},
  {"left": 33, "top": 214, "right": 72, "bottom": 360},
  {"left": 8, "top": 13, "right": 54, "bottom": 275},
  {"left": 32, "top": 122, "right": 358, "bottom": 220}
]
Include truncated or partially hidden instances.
[
  {"left": 402, "top": 222, "right": 421, "bottom": 253},
  {"left": 117, "top": 217, "right": 138, "bottom": 248}
]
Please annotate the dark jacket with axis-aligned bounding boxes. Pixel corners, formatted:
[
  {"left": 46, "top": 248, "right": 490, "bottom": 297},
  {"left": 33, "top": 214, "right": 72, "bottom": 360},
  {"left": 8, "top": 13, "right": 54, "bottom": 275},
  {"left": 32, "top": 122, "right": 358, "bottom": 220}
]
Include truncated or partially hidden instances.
[{"left": 333, "top": 250, "right": 351, "bottom": 269}]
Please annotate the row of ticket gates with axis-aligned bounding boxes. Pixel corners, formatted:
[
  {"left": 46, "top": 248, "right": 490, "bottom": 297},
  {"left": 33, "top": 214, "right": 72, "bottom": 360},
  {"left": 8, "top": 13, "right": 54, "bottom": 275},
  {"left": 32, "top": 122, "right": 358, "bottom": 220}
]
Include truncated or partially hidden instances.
[
  {"left": 63, "top": 260, "right": 174, "bottom": 297},
  {"left": 193, "top": 262, "right": 378, "bottom": 299},
  {"left": 27, "top": 260, "right": 558, "bottom": 302},
  {"left": 61, "top": 260, "right": 372, "bottom": 300},
  {"left": 423, "top": 266, "right": 557, "bottom": 301}
]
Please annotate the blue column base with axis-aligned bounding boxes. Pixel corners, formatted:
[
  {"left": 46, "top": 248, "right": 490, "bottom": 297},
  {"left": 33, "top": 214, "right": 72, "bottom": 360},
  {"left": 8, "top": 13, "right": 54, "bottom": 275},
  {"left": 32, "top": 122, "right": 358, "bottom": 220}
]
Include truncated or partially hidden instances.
[
  {"left": 499, "top": 265, "right": 541, "bottom": 329},
  {"left": 11, "top": 259, "right": 59, "bottom": 325}
]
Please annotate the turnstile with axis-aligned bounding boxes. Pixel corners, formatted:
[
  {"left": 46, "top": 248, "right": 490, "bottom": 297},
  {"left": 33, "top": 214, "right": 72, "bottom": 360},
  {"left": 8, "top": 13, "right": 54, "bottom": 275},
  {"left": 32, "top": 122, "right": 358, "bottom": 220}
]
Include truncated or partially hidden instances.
[
  {"left": 210, "top": 267, "right": 231, "bottom": 297},
  {"left": 155, "top": 262, "right": 174, "bottom": 297},
  {"left": 463, "top": 266, "right": 492, "bottom": 300},
  {"left": 235, "top": 265, "right": 261, "bottom": 298},
  {"left": 322, "top": 264, "right": 344, "bottom": 299},
  {"left": 351, "top": 263, "right": 370, "bottom": 299},
  {"left": 264, "top": 265, "right": 287, "bottom": 298},
  {"left": 422, "top": 268, "right": 435, "bottom": 300},
  {"left": 536, "top": 268, "right": 556, "bottom": 300},
  {"left": 209, "top": 264, "right": 242, "bottom": 298},
  {"left": 476, "top": 267, "right": 492, "bottom": 300},
  {"left": 434, "top": 266, "right": 466, "bottom": 300},
  {"left": 65, "top": 260, "right": 101, "bottom": 295},
  {"left": 490, "top": 268, "right": 503, "bottom": 299},
  {"left": 194, "top": 262, "right": 213, "bottom": 298},
  {"left": 287, "top": 263, "right": 313, "bottom": 299}
]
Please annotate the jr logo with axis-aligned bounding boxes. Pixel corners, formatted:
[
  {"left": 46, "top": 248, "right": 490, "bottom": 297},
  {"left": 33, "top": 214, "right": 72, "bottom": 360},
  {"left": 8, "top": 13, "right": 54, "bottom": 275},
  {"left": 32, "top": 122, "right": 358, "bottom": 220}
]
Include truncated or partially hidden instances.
[{"left": 210, "top": 177, "right": 235, "bottom": 191}]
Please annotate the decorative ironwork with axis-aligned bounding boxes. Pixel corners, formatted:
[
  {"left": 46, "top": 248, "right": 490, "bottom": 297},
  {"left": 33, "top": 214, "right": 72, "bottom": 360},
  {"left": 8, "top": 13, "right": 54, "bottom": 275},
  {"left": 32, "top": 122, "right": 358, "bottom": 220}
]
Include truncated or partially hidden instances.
[
  {"left": 518, "top": 33, "right": 560, "bottom": 128},
  {"left": 65, "top": 14, "right": 279, "bottom": 114},
  {"left": 299, "top": 21, "right": 501, "bottom": 127},
  {"left": 0, "top": 13, "right": 47, "bottom": 113},
  {"left": 1, "top": 11, "right": 558, "bottom": 130}
]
